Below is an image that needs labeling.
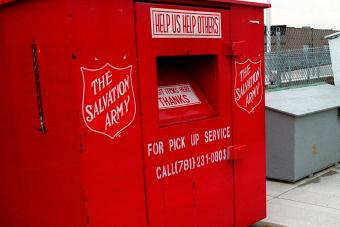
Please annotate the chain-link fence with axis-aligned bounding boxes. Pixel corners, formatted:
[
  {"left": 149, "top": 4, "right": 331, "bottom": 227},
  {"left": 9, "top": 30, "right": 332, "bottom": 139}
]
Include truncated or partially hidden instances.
[{"left": 265, "top": 46, "right": 334, "bottom": 90}]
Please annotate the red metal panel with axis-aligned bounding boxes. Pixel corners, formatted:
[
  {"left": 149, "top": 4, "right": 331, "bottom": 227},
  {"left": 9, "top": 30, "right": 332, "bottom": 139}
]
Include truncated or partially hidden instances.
[
  {"left": 230, "top": 4, "right": 267, "bottom": 227},
  {"left": 0, "top": 1, "right": 85, "bottom": 227},
  {"left": 0, "top": 0, "right": 147, "bottom": 227},
  {"left": 136, "top": 3, "right": 234, "bottom": 226},
  {"left": 69, "top": 0, "right": 147, "bottom": 226}
]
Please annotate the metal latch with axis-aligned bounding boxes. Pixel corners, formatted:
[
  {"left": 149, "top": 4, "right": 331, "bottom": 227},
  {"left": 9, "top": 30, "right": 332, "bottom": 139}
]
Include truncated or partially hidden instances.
[
  {"left": 225, "top": 41, "right": 246, "bottom": 56},
  {"left": 227, "top": 145, "right": 247, "bottom": 161}
]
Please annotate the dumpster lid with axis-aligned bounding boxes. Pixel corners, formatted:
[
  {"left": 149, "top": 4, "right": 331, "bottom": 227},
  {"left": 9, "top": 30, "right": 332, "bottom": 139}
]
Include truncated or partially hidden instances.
[
  {"left": 140, "top": 0, "right": 270, "bottom": 8},
  {"left": 325, "top": 32, "right": 340, "bottom": 40},
  {"left": 266, "top": 84, "right": 340, "bottom": 117},
  {"left": 206, "top": 0, "right": 270, "bottom": 7},
  {"left": 0, "top": 0, "right": 15, "bottom": 5}
]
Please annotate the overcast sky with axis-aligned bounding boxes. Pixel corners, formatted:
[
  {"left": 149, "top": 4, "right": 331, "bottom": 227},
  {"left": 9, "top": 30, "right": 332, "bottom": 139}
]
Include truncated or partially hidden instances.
[{"left": 245, "top": 0, "right": 340, "bottom": 30}]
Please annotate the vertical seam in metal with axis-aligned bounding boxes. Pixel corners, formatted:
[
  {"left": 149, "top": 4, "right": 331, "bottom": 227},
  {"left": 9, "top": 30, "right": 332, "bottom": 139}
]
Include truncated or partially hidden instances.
[
  {"left": 133, "top": 3, "right": 150, "bottom": 225},
  {"left": 229, "top": 10, "right": 237, "bottom": 227}
]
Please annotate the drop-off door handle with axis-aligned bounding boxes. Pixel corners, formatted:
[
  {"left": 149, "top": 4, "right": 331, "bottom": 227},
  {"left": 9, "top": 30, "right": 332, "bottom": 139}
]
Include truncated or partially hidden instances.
[{"left": 227, "top": 145, "right": 248, "bottom": 161}]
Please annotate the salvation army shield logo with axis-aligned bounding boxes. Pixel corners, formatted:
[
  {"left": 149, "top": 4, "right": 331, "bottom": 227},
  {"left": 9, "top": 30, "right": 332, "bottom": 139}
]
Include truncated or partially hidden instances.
[
  {"left": 81, "top": 63, "right": 136, "bottom": 139},
  {"left": 234, "top": 59, "right": 263, "bottom": 114}
]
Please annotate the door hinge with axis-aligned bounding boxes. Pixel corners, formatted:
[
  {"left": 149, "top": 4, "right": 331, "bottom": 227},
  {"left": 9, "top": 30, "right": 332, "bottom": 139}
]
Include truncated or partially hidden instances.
[{"left": 227, "top": 145, "right": 247, "bottom": 161}]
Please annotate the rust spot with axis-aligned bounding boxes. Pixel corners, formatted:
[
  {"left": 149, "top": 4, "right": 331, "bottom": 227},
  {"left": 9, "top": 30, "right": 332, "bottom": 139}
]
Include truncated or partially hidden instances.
[
  {"left": 72, "top": 48, "right": 82, "bottom": 60},
  {"left": 80, "top": 143, "right": 84, "bottom": 153},
  {"left": 312, "top": 144, "right": 319, "bottom": 155}
]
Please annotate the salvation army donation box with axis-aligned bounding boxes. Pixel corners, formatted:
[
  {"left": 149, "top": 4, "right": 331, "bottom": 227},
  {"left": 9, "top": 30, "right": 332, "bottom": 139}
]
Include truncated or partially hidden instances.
[{"left": 0, "top": 1, "right": 269, "bottom": 227}]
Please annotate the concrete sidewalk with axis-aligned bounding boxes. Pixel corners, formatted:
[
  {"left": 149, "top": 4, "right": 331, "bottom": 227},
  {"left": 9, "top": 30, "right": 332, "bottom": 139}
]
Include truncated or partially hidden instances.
[{"left": 253, "top": 165, "right": 340, "bottom": 227}]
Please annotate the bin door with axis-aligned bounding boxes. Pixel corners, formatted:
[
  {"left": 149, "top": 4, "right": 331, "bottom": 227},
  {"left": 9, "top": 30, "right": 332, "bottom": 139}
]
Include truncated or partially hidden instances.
[{"left": 136, "top": 3, "right": 234, "bottom": 227}]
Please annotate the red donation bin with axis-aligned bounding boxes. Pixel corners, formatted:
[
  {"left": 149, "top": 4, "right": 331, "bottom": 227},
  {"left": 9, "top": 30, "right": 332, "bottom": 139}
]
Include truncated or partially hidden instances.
[{"left": 0, "top": 0, "right": 269, "bottom": 226}]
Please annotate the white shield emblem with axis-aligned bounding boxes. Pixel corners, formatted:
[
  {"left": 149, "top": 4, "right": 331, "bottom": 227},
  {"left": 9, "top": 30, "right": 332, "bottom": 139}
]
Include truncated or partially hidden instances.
[
  {"left": 234, "top": 59, "right": 263, "bottom": 114},
  {"left": 81, "top": 63, "right": 136, "bottom": 139}
]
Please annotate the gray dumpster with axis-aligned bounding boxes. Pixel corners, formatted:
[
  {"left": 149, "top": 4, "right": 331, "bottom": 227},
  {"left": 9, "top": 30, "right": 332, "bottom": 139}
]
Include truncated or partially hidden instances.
[
  {"left": 266, "top": 84, "right": 340, "bottom": 182},
  {"left": 326, "top": 32, "right": 340, "bottom": 86}
]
